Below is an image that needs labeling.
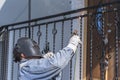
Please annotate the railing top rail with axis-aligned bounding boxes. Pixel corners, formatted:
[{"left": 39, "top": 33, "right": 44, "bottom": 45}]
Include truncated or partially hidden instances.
[{"left": 1, "top": 1, "right": 120, "bottom": 28}]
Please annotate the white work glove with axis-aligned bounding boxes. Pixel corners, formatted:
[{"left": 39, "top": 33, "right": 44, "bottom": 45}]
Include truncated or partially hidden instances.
[
  {"left": 67, "top": 35, "right": 82, "bottom": 53},
  {"left": 43, "top": 51, "right": 54, "bottom": 58}
]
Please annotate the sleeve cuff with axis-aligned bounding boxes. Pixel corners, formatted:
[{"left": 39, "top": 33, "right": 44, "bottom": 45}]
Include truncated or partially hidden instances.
[{"left": 67, "top": 43, "right": 77, "bottom": 53}]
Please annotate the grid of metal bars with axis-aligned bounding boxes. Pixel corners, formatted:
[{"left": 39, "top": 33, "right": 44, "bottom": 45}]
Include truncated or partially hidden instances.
[{"left": 0, "top": 1, "right": 120, "bottom": 80}]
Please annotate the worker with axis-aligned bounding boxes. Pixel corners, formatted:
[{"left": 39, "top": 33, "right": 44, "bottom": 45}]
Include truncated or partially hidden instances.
[{"left": 13, "top": 31, "right": 82, "bottom": 80}]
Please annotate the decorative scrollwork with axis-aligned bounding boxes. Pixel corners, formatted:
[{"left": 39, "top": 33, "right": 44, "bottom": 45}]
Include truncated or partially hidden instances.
[
  {"left": 52, "top": 27, "right": 57, "bottom": 35},
  {"left": 37, "top": 30, "right": 42, "bottom": 37},
  {"left": 95, "top": 7, "right": 103, "bottom": 36}
]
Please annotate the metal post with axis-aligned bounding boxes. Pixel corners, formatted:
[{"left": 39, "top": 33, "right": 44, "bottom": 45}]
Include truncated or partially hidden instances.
[
  {"left": 115, "top": 10, "right": 119, "bottom": 80},
  {"left": 90, "top": 23, "right": 93, "bottom": 80},
  {"left": 28, "top": 0, "right": 31, "bottom": 38}
]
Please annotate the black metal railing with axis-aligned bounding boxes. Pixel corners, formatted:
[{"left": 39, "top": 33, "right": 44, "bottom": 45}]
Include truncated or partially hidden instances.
[{"left": 0, "top": 1, "right": 120, "bottom": 80}]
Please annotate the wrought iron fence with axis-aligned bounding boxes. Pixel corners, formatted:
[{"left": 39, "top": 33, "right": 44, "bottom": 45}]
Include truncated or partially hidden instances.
[{"left": 0, "top": 1, "right": 120, "bottom": 80}]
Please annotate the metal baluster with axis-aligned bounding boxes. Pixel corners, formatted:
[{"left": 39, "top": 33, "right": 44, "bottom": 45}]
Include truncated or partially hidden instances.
[
  {"left": 101, "top": 12, "right": 105, "bottom": 80},
  {"left": 61, "top": 20, "right": 64, "bottom": 80},
  {"left": 52, "top": 22, "right": 57, "bottom": 53},
  {"left": 46, "top": 24, "right": 48, "bottom": 45},
  {"left": 19, "top": 29, "right": 21, "bottom": 37},
  {"left": 114, "top": 10, "right": 119, "bottom": 80},
  {"left": 18, "top": 28, "right": 22, "bottom": 80},
  {"left": 32, "top": 26, "right": 34, "bottom": 39},
  {"left": 79, "top": 17, "right": 83, "bottom": 80},
  {"left": 37, "top": 25, "right": 42, "bottom": 49},
  {"left": 70, "top": 19, "right": 73, "bottom": 35},
  {"left": 11, "top": 29, "right": 15, "bottom": 80},
  {"left": 3, "top": 27, "right": 8, "bottom": 80},
  {"left": 28, "top": 0, "right": 31, "bottom": 38},
  {"left": 5, "top": 28, "right": 9, "bottom": 80},
  {"left": 61, "top": 21, "right": 64, "bottom": 49},
  {"left": 25, "top": 27, "right": 27, "bottom": 37},
  {"left": 33, "top": 21, "right": 38, "bottom": 40},
  {"left": 90, "top": 21, "right": 93, "bottom": 80},
  {"left": 70, "top": 19, "right": 73, "bottom": 80}
]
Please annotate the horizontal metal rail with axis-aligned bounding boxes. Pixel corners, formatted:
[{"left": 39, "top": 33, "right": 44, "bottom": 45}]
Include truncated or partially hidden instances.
[{"left": 7, "top": 8, "right": 120, "bottom": 31}]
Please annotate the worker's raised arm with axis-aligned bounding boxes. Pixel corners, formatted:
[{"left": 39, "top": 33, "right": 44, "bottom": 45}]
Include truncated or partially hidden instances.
[{"left": 48, "top": 30, "right": 82, "bottom": 68}]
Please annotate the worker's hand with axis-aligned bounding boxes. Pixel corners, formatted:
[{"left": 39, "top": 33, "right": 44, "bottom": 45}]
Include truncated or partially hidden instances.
[
  {"left": 43, "top": 51, "right": 54, "bottom": 58},
  {"left": 67, "top": 30, "right": 82, "bottom": 53},
  {"left": 71, "top": 30, "right": 82, "bottom": 44}
]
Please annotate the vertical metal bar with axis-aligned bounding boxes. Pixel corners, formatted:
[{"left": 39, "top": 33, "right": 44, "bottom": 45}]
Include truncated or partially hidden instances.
[
  {"left": 53, "top": 23, "right": 56, "bottom": 53},
  {"left": 61, "top": 19, "right": 64, "bottom": 80},
  {"left": 5, "top": 29, "right": 8, "bottom": 80},
  {"left": 32, "top": 26, "right": 34, "bottom": 39},
  {"left": 17, "top": 64, "right": 19, "bottom": 80},
  {"left": 1, "top": 41, "right": 4, "bottom": 80},
  {"left": 28, "top": 0, "right": 31, "bottom": 38},
  {"left": 17, "top": 32, "right": 21, "bottom": 80},
  {"left": 1, "top": 32, "right": 5, "bottom": 80},
  {"left": 61, "top": 21, "right": 64, "bottom": 49},
  {"left": 46, "top": 24, "right": 48, "bottom": 45},
  {"left": 25, "top": 27, "right": 27, "bottom": 37},
  {"left": 37, "top": 25, "right": 41, "bottom": 48},
  {"left": 115, "top": 10, "right": 119, "bottom": 80},
  {"left": 101, "top": 13, "right": 105, "bottom": 80},
  {"left": 1, "top": 31, "right": 5, "bottom": 80},
  {"left": 19, "top": 29, "right": 21, "bottom": 38},
  {"left": 32, "top": 22, "right": 37, "bottom": 39},
  {"left": 11, "top": 29, "right": 15, "bottom": 80},
  {"left": 52, "top": 23, "right": 57, "bottom": 53},
  {"left": 89, "top": 21, "right": 93, "bottom": 80},
  {"left": 70, "top": 19, "right": 73, "bottom": 80},
  {"left": 2, "top": 28, "right": 9, "bottom": 80},
  {"left": 79, "top": 17, "right": 83, "bottom": 80}
]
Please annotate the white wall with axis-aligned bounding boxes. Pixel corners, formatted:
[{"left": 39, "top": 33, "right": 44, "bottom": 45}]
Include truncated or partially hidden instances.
[{"left": 0, "top": 0, "right": 71, "bottom": 26}]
